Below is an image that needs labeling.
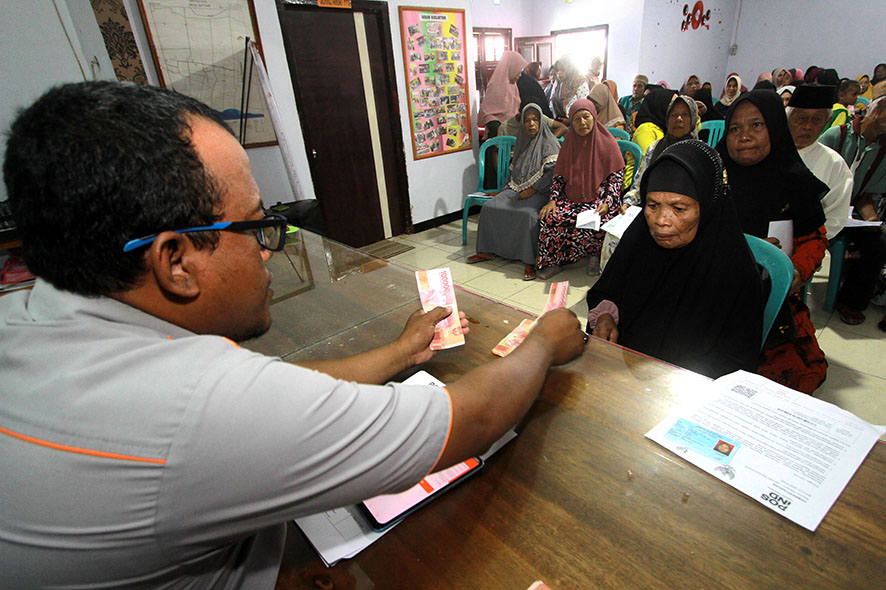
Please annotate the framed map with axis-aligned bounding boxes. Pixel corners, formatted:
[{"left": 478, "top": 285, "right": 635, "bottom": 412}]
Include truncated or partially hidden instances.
[
  {"left": 136, "top": 0, "right": 278, "bottom": 147},
  {"left": 398, "top": 7, "right": 471, "bottom": 159}
]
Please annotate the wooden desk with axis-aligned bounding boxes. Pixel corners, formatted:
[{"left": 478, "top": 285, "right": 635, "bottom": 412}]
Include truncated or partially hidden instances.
[{"left": 254, "top": 231, "right": 886, "bottom": 590}]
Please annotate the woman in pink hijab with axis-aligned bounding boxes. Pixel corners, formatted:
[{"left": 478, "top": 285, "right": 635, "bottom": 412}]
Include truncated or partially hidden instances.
[
  {"left": 536, "top": 99, "right": 625, "bottom": 278},
  {"left": 478, "top": 51, "right": 528, "bottom": 137}
]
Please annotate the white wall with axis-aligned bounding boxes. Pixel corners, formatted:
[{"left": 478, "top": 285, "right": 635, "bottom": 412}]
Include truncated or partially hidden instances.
[
  {"left": 725, "top": 0, "right": 884, "bottom": 92},
  {"left": 469, "top": 0, "right": 530, "bottom": 37},
  {"left": 638, "top": 0, "right": 736, "bottom": 93},
  {"left": 0, "top": 0, "right": 100, "bottom": 201}
]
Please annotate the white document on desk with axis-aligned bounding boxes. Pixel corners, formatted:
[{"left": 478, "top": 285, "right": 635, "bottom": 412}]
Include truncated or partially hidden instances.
[
  {"left": 600, "top": 206, "right": 641, "bottom": 239},
  {"left": 294, "top": 371, "right": 518, "bottom": 566},
  {"left": 575, "top": 209, "right": 601, "bottom": 230},
  {"left": 645, "top": 370, "right": 885, "bottom": 531}
]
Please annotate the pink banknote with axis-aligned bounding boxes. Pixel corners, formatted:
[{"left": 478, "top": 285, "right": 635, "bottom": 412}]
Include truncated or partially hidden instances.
[
  {"left": 492, "top": 282, "right": 569, "bottom": 357},
  {"left": 415, "top": 267, "right": 465, "bottom": 349},
  {"left": 492, "top": 319, "right": 536, "bottom": 357},
  {"left": 542, "top": 281, "right": 569, "bottom": 313}
]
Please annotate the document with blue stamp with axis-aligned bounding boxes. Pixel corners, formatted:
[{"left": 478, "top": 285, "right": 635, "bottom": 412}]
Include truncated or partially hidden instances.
[{"left": 646, "top": 371, "right": 885, "bottom": 531}]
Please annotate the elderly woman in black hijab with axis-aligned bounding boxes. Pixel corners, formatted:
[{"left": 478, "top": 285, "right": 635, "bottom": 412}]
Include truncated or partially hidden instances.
[
  {"left": 717, "top": 89, "right": 829, "bottom": 393},
  {"left": 586, "top": 139, "right": 763, "bottom": 379}
]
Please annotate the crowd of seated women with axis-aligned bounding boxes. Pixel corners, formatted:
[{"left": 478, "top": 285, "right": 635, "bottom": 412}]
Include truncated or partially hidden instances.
[{"left": 470, "top": 54, "right": 886, "bottom": 394}]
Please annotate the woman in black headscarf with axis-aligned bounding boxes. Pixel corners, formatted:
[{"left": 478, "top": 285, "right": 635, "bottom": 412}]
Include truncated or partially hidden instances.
[
  {"left": 717, "top": 89, "right": 829, "bottom": 393},
  {"left": 586, "top": 139, "right": 762, "bottom": 378},
  {"left": 517, "top": 63, "right": 554, "bottom": 118},
  {"left": 627, "top": 88, "right": 677, "bottom": 188}
]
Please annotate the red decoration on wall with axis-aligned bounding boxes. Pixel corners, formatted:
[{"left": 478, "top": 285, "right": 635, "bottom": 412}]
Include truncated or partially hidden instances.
[{"left": 681, "top": 1, "right": 711, "bottom": 31}]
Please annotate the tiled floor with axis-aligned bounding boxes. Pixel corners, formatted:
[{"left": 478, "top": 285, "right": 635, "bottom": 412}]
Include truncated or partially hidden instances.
[{"left": 383, "top": 215, "right": 886, "bottom": 437}]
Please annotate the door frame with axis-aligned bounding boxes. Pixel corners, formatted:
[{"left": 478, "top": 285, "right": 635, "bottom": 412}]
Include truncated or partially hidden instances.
[{"left": 279, "top": 0, "right": 412, "bottom": 236}]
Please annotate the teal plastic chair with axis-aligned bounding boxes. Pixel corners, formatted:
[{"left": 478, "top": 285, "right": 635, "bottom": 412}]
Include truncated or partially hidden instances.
[
  {"left": 798, "top": 236, "right": 846, "bottom": 312},
  {"left": 700, "top": 120, "right": 725, "bottom": 147},
  {"left": 616, "top": 139, "right": 642, "bottom": 181},
  {"left": 462, "top": 135, "right": 516, "bottom": 244},
  {"left": 823, "top": 236, "right": 847, "bottom": 312},
  {"left": 607, "top": 127, "right": 630, "bottom": 140},
  {"left": 745, "top": 234, "right": 794, "bottom": 349}
]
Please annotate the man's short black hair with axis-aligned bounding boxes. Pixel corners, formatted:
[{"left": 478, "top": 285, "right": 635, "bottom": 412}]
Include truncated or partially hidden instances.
[{"left": 3, "top": 81, "right": 235, "bottom": 296}]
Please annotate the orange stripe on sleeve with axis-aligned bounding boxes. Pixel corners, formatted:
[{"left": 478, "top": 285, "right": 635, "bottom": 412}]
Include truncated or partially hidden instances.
[{"left": 0, "top": 425, "right": 166, "bottom": 464}]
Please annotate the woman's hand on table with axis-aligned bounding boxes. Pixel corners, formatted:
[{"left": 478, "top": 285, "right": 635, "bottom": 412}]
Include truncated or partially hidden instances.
[
  {"left": 539, "top": 200, "right": 557, "bottom": 220},
  {"left": 592, "top": 314, "right": 619, "bottom": 343}
]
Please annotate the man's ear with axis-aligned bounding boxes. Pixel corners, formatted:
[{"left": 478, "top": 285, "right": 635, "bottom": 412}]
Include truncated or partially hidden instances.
[{"left": 149, "top": 232, "right": 202, "bottom": 298}]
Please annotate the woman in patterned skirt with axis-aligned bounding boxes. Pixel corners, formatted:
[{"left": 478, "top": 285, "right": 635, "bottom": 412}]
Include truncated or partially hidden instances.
[{"left": 536, "top": 99, "right": 625, "bottom": 279}]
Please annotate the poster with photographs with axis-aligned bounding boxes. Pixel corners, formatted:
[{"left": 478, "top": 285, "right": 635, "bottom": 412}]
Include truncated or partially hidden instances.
[{"left": 399, "top": 7, "right": 471, "bottom": 160}]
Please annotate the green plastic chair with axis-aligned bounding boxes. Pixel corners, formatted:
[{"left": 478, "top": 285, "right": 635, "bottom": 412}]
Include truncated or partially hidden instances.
[
  {"left": 745, "top": 234, "right": 794, "bottom": 349},
  {"left": 462, "top": 135, "right": 516, "bottom": 244},
  {"left": 616, "top": 137, "right": 642, "bottom": 173},
  {"left": 700, "top": 120, "right": 725, "bottom": 147},
  {"left": 607, "top": 127, "right": 630, "bottom": 140}
]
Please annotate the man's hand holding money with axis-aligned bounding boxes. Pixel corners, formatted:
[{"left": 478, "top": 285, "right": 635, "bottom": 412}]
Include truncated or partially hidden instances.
[{"left": 398, "top": 306, "right": 470, "bottom": 367}]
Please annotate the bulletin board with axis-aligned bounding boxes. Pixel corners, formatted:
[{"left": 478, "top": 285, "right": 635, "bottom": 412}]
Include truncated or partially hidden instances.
[{"left": 398, "top": 7, "right": 472, "bottom": 160}]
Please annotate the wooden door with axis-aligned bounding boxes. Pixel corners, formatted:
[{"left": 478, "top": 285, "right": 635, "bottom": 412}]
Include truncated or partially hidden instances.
[{"left": 277, "top": 1, "right": 409, "bottom": 248}]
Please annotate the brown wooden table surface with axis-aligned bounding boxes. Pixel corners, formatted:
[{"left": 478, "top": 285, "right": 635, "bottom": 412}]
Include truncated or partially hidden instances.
[{"left": 253, "top": 231, "right": 886, "bottom": 590}]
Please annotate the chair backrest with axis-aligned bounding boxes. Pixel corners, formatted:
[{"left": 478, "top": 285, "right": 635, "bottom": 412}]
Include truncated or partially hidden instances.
[
  {"left": 700, "top": 120, "right": 725, "bottom": 147},
  {"left": 744, "top": 234, "right": 794, "bottom": 349},
  {"left": 616, "top": 139, "right": 642, "bottom": 174},
  {"left": 607, "top": 127, "right": 630, "bottom": 140},
  {"left": 477, "top": 135, "right": 517, "bottom": 192}
]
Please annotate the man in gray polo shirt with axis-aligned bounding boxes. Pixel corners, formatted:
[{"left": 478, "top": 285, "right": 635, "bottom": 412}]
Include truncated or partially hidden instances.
[{"left": 0, "top": 82, "right": 585, "bottom": 589}]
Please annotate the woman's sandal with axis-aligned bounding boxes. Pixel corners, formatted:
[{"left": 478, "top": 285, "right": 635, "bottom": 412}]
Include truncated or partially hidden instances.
[
  {"left": 836, "top": 304, "right": 865, "bottom": 326},
  {"left": 523, "top": 265, "right": 536, "bottom": 281},
  {"left": 467, "top": 253, "right": 495, "bottom": 264}
]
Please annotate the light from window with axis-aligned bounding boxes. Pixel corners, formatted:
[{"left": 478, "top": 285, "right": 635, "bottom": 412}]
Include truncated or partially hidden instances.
[
  {"left": 471, "top": 34, "right": 480, "bottom": 63},
  {"left": 554, "top": 29, "right": 607, "bottom": 75},
  {"left": 484, "top": 35, "right": 505, "bottom": 62}
]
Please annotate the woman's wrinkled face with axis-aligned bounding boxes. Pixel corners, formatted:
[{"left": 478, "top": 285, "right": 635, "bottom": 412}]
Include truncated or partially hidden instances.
[
  {"left": 572, "top": 109, "right": 594, "bottom": 136},
  {"left": 726, "top": 79, "right": 738, "bottom": 98},
  {"left": 523, "top": 110, "right": 541, "bottom": 136},
  {"left": 727, "top": 101, "right": 771, "bottom": 167},
  {"left": 644, "top": 191, "right": 701, "bottom": 249},
  {"left": 667, "top": 100, "right": 692, "bottom": 137}
]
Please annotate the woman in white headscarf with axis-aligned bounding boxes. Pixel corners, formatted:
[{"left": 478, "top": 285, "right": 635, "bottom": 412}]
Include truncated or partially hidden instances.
[{"left": 713, "top": 73, "right": 742, "bottom": 118}]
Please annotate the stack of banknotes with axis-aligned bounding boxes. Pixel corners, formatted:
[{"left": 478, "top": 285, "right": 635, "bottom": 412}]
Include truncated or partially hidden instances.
[
  {"left": 492, "top": 281, "right": 569, "bottom": 357},
  {"left": 415, "top": 267, "right": 465, "bottom": 350}
]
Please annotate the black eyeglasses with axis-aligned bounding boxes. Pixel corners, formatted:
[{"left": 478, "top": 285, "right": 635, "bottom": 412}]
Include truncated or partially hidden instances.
[{"left": 122, "top": 214, "right": 289, "bottom": 252}]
